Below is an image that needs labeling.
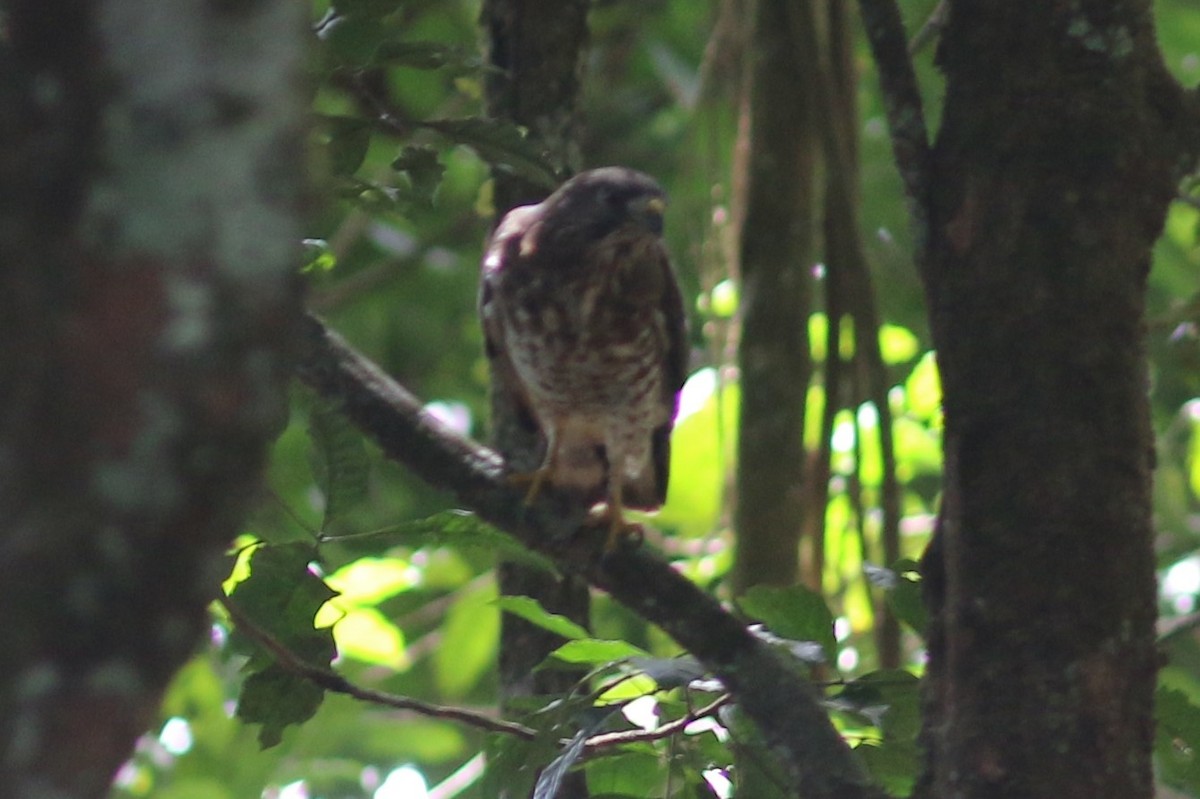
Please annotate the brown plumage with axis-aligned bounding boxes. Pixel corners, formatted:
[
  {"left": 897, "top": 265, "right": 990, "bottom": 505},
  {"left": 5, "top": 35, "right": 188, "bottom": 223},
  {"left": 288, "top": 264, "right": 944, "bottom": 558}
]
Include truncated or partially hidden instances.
[{"left": 479, "top": 167, "right": 688, "bottom": 544}]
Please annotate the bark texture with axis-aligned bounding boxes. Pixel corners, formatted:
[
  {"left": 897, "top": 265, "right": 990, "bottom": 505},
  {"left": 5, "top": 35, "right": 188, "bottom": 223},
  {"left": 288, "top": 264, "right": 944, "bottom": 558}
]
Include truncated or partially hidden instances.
[
  {"left": 913, "top": 2, "right": 1197, "bottom": 796},
  {"left": 0, "top": 1, "right": 306, "bottom": 795}
]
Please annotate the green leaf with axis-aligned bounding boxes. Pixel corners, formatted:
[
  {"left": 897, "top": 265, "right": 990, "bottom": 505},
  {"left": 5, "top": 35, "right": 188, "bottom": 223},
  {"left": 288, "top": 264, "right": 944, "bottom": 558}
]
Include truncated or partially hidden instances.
[
  {"left": 317, "top": 11, "right": 393, "bottom": 65},
  {"left": 434, "top": 581, "right": 500, "bottom": 698},
  {"left": 549, "top": 639, "right": 650, "bottom": 666},
  {"left": 855, "top": 738, "right": 920, "bottom": 796},
  {"left": 830, "top": 670, "right": 921, "bottom": 741},
  {"left": 738, "top": 585, "right": 837, "bottom": 661},
  {"left": 586, "top": 748, "right": 666, "bottom": 797},
  {"left": 306, "top": 395, "right": 370, "bottom": 528},
  {"left": 484, "top": 734, "right": 552, "bottom": 799},
  {"left": 235, "top": 664, "right": 325, "bottom": 749},
  {"left": 421, "top": 118, "right": 558, "bottom": 189},
  {"left": 495, "top": 595, "right": 590, "bottom": 640},
  {"left": 328, "top": 510, "right": 557, "bottom": 573}
]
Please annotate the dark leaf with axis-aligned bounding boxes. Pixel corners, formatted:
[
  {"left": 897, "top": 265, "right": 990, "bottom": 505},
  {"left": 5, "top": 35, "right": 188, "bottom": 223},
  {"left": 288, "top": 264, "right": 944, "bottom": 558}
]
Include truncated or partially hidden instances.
[
  {"left": 828, "top": 670, "right": 920, "bottom": 740},
  {"left": 235, "top": 664, "right": 325, "bottom": 749},
  {"left": 228, "top": 544, "right": 338, "bottom": 746},
  {"left": 306, "top": 394, "right": 370, "bottom": 528},
  {"left": 322, "top": 116, "right": 372, "bottom": 176},
  {"left": 626, "top": 655, "right": 708, "bottom": 689},
  {"left": 738, "top": 584, "right": 837, "bottom": 662},
  {"left": 866, "top": 559, "right": 928, "bottom": 635},
  {"left": 391, "top": 145, "right": 445, "bottom": 207},
  {"left": 421, "top": 117, "right": 559, "bottom": 188}
]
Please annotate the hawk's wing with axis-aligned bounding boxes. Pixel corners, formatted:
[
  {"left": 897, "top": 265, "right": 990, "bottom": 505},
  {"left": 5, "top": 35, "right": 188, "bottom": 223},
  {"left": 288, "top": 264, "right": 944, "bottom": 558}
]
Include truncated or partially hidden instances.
[
  {"left": 642, "top": 248, "right": 689, "bottom": 508},
  {"left": 479, "top": 204, "right": 545, "bottom": 472}
]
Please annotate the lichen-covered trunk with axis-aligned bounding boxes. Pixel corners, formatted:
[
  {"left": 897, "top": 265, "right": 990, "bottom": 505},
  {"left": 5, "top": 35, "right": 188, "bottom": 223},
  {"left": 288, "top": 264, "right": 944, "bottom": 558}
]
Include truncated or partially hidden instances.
[
  {"left": 0, "top": 2, "right": 306, "bottom": 795},
  {"left": 916, "top": 2, "right": 1187, "bottom": 796}
]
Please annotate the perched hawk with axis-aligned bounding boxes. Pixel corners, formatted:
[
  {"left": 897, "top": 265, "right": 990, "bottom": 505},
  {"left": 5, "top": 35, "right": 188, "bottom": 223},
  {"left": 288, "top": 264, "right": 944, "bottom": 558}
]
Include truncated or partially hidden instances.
[{"left": 479, "top": 167, "right": 688, "bottom": 546}]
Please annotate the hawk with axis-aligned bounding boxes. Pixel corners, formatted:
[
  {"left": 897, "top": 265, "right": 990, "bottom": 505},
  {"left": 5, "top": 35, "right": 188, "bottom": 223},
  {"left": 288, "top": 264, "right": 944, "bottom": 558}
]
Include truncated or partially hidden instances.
[{"left": 479, "top": 167, "right": 688, "bottom": 547}]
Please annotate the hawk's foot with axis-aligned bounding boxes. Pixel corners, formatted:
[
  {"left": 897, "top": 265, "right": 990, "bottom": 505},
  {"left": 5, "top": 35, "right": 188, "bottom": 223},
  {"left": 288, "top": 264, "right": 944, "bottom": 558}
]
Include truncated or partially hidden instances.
[
  {"left": 506, "top": 467, "right": 552, "bottom": 506},
  {"left": 587, "top": 505, "right": 643, "bottom": 553}
]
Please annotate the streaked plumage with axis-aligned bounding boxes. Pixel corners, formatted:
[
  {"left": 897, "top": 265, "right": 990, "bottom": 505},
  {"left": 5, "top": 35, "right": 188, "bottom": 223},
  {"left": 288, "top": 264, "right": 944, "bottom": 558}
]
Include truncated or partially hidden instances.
[{"left": 479, "top": 167, "right": 687, "bottom": 544}]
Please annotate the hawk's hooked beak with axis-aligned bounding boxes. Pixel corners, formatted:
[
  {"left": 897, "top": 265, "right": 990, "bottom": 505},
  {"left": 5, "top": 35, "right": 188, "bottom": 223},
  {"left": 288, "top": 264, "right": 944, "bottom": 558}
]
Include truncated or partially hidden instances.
[{"left": 628, "top": 195, "right": 666, "bottom": 235}]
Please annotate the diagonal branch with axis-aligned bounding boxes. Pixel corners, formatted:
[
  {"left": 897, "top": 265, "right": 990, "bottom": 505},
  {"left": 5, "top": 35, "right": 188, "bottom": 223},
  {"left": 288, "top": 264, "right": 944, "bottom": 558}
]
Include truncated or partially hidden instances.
[{"left": 294, "top": 314, "right": 888, "bottom": 799}]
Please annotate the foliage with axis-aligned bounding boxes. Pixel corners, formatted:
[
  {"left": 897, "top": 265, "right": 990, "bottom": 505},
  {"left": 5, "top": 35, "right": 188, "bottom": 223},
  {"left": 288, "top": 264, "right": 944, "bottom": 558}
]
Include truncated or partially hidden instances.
[{"left": 107, "top": 1, "right": 1200, "bottom": 798}]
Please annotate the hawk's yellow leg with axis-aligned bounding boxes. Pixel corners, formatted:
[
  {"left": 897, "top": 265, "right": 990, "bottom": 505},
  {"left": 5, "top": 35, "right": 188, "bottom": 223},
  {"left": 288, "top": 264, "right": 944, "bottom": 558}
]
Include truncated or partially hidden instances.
[
  {"left": 507, "top": 426, "right": 558, "bottom": 505},
  {"left": 599, "top": 473, "right": 641, "bottom": 552}
]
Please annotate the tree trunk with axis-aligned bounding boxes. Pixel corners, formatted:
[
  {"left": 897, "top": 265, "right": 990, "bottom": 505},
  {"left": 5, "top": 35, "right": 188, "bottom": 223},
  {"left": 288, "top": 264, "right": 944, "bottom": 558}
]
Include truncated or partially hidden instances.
[
  {"left": 915, "top": 2, "right": 1194, "bottom": 796},
  {"left": 481, "top": 2, "right": 592, "bottom": 797},
  {"left": 0, "top": 1, "right": 306, "bottom": 796},
  {"left": 733, "top": 0, "right": 817, "bottom": 593}
]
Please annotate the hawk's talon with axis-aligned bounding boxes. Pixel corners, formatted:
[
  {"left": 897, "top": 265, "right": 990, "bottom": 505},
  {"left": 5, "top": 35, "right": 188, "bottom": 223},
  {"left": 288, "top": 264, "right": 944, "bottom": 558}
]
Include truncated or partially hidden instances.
[
  {"left": 586, "top": 504, "right": 642, "bottom": 553},
  {"left": 507, "top": 468, "right": 551, "bottom": 506}
]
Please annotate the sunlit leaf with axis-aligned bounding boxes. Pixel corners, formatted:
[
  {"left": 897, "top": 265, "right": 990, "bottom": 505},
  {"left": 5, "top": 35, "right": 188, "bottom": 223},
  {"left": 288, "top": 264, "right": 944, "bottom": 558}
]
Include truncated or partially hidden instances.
[
  {"left": 879, "top": 324, "right": 920, "bottom": 364},
  {"left": 330, "top": 607, "right": 409, "bottom": 668},
  {"left": 324, "top": 557, "right": 418, "bottom": 606},
  {"left": 904, "top": 351, "right": 942, "bottom": 422},
  {"left": 656, "top": 369, "right": 736, "bottom": 536},
  {"left": 549, "top": 639, "right": 649, "bottom": 665}
]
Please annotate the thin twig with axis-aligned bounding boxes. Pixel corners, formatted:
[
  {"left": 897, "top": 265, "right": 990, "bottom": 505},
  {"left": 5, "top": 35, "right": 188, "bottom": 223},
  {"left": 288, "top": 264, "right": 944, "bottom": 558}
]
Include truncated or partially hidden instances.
[
  {"left": 582, "top": 695, "right": 732, "bottom": 753},
  {"left": 219, "top": 594, "right": 540, "bottom": 740}
]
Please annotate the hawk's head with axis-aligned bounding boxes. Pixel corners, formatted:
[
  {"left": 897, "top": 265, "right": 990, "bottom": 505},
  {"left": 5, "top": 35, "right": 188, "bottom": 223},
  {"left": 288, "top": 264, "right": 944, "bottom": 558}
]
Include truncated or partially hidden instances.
[{"left": 532, "top": 167, "right": 667, "bottom": 253}]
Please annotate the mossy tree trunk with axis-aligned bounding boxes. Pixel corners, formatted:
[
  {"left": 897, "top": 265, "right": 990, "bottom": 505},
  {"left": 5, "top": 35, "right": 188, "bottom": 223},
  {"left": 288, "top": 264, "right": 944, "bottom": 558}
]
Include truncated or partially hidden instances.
[
  {"left": 0, "top": 1, "right": 306, "bottom": 796},
  {"left": 907, "top": 2, "right": 1200, "bottom": 796}
]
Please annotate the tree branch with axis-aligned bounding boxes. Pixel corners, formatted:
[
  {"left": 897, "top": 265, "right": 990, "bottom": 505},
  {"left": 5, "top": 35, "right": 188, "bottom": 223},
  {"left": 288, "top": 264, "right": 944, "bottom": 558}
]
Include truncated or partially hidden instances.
[
  {"left": 856, "top": 0, "right": 932, "bottom": 252},
  {"left": 294, "top": 314, "right": 888, "bottom": 799}
]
